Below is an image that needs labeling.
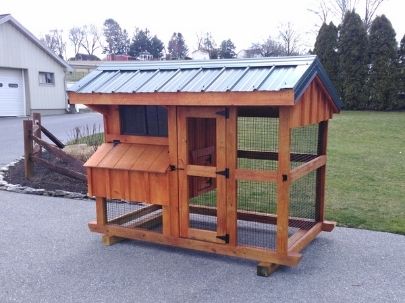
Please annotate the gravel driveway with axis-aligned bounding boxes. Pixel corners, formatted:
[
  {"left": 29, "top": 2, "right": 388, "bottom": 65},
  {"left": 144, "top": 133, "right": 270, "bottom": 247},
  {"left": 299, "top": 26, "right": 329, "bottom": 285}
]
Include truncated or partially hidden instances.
[{"left": 0, "top": 190, "right": 404, "bottom": 303}]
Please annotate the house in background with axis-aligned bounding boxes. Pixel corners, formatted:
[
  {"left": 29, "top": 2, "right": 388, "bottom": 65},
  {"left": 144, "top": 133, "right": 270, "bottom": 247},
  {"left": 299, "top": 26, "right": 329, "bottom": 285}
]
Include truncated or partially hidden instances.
[
  {"left": 0, "top": 14, "right": 70, "bottom": 116},
  {"left": 191, "top": 49, "right": 210, "bottom": 60}
]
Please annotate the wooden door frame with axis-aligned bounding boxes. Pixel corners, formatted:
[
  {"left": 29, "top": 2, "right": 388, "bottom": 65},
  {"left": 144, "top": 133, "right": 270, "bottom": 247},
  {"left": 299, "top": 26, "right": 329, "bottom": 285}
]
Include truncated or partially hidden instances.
[{"left": 177, "top": 106, "right": 228, "bottom": 244}]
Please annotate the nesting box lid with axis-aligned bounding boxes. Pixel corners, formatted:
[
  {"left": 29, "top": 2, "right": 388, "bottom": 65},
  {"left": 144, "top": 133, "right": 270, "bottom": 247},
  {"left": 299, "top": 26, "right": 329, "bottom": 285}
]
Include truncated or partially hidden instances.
[{"left": 84, "top": 143, "right": 169, "bottom": 173}]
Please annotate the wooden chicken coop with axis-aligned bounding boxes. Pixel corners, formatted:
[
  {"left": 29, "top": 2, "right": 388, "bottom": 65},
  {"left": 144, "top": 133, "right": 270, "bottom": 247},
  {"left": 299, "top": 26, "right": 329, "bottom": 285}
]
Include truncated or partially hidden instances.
[{"left": 68, "top": 56, "right": 341, "bottom": 276}]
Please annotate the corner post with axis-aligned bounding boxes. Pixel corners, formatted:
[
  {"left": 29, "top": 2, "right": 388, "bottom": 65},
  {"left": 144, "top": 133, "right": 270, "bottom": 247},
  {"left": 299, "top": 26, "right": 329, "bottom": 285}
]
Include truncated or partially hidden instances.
[
  {"left": 23, "top": 119, "right": 33, "bottom": 179},
  {"left": 316, "top": 120, "right": 328, "bottom": 222},
  {"left": 276, "top": 107, "right": 291, "bottom": 255}
]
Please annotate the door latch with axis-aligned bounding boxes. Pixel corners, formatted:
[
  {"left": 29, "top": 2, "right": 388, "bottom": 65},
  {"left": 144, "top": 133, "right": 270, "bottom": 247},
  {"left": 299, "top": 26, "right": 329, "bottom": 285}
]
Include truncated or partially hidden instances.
[{"left": 216, "top": 168, "right": 229, "bottom": 178}]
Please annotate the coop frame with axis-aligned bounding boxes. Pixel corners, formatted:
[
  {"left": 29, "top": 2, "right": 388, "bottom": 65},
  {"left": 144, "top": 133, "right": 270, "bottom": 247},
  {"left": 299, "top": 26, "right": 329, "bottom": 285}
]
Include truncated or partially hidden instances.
[{"left": 68, "top": 56, "right": 341, "bottom": 276}]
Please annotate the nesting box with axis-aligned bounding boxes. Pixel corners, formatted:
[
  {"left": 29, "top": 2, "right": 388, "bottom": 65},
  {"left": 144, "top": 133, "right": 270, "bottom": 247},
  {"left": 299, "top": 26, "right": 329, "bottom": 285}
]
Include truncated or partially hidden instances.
[{"left": 68, "top": 56, "right": 341, "bottom": 276}]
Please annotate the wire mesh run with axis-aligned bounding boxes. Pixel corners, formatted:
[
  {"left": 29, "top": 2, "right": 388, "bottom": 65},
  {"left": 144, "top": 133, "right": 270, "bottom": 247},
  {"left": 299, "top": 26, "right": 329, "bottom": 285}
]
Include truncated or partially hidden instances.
[
  {"left": 237, "top": 180, "right": 277, "bottom": 250},
  {"left": 289, "top": 170, "right": 317, "bottom": 231},
  {"left": 188, "top": 176, "right": 217, "bottom": 231},
  {"left": 106, "top": 200, "right": 163, "bottom": 233},
  {"left": 237, "top": 116, "right": 279, "bottom": 170},
  {"left": 290, "top": 124, "right": 319, "bottom": 168}
]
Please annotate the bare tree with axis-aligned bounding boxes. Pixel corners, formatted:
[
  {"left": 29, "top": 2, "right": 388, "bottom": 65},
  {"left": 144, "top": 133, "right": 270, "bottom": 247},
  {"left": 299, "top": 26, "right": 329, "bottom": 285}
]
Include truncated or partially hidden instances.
[
  {"left": 40, "top": 29, "right": 66, "bottom": 59},
  {"left": 329, "top": 0, "right": 358, "bottom": 21},
  {"left": 81, "top": 25, "right": 102, "bottom": 55},
  {"left": 363, "top": 0, "right": 385, "bottom": 31},
  {"left": 308, "top": 0, "right": 331, "bottom": 24},
  {"left": 69, "top": 27, "right": 85, "bottom": 56},
  {"left": 278, "top": 22, "right": 301, "bottom": 56}
]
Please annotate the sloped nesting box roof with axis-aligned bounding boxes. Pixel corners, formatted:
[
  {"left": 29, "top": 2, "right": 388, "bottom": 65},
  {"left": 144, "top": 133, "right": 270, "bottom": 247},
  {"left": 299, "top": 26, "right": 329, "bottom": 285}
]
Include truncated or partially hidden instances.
[{"left": 68, "top": 55, "right": 341, "bottom": 109}]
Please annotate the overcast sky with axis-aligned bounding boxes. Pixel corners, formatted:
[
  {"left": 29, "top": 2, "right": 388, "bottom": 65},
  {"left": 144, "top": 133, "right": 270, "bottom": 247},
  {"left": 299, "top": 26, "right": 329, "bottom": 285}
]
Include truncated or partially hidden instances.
[{"left": 2, "top": 0, "right": 404, "bottom": 58}]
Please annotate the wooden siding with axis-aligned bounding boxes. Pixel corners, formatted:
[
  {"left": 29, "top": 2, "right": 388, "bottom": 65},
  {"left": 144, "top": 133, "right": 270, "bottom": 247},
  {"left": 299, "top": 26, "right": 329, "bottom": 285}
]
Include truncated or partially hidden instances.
[{"left": 290, "top": 77, "right": 337, "bottom": 128}]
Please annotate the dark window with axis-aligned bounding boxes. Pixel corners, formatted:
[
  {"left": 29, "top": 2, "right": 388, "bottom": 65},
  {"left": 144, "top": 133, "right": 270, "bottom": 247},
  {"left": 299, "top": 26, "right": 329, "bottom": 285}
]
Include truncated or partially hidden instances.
[
  {"left": 0, "top": 83, "right": 3, "bottom": 87},
  {"left": 120, "top": 105, "right": 168, "bottom": 137},
  {"left": 39, "top": 72, "right": 55, "bottom": 85},
  {"left": 8, "top": 83, "right": 18, "bottom": 88}
]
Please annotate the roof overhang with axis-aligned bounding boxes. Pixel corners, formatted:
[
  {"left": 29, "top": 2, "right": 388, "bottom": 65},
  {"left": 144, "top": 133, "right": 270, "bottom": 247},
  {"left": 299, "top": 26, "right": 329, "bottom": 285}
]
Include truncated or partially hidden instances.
[{"left": 0, "top": 14, "right": 71, "bottom": 70}]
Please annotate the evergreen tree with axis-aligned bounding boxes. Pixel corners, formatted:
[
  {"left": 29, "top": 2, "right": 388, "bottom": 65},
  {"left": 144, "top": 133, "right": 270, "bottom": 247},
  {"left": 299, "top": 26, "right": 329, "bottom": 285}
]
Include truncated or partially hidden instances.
[
  {"left": 167, "top": 33, "right": 188, "bottom": 60},
  {"left": 337, "top": 10, "right": 368, "bottom": 109},
  {"left": 368, "top": 15, "right": 399, "bottom": 110},
  {"left": 103, "top": 19, "right": 129, "bottom": 55},
  {"left": 218, "top": 39, "right": 236, "bottom": 59},
  {"left": 314, "top": 22, "right": 339, "bottom": 87},
  {"left": 128, "top": 29, "right": 164, "bottom": 59},
  {"left": 398, "top": 35, "right": 405, "bottom": 106}
]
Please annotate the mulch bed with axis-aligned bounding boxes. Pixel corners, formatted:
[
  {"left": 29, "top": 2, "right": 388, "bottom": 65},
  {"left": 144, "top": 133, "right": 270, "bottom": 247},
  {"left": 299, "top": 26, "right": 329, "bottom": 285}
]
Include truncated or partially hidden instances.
[{"left": 4, "top": 152, "right": 87, "bottom": 194}]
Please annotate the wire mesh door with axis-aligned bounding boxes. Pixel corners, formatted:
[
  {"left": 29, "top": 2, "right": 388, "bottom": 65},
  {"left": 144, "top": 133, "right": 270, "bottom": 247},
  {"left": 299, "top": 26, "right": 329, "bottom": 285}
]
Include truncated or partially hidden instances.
[{"left": 177, "top": 107, "right": 228, "bottom": 244}]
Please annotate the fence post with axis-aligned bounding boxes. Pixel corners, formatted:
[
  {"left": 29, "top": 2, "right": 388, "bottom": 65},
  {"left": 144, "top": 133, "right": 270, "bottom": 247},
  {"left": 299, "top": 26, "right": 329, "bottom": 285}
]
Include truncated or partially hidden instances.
[
  {"left": 23, "top": 119, "right": 34, "bottom": 179},
  {"left": 32, "top": 112, "right": 42, "bottom": 156}
]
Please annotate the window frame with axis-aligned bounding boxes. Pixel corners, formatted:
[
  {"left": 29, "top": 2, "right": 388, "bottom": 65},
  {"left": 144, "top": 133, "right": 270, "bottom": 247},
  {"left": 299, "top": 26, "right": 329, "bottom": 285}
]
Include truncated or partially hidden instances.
[{"left": 38, "top": 72, "right": 55, "bottom": 86}]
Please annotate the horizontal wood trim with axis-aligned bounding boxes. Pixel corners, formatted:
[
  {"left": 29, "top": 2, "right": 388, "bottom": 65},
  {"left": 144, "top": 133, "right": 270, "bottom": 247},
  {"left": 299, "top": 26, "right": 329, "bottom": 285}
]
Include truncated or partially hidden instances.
[
  {"left": 108, "top": 204, "right": 161, "bottom": 225},
  {"left": 235, "top": 169, "right": 277, "bottom": 182},
  {"left": 188, "top": 228, "right": 224, "bottom": 244},
  {"left": 290, "top": 155, "right": 326, "bottom": 182},
  {"left": 237, "top": 150, "right": 317, "bottom": 162},
  {"left": 287, "top": 229, "right": 307, "bottom": 248},
  {"left": 186, "top": 165, "right": 217, "bottom": 178},
  {"left": 189, "top": 205, "right": 317, "bottom": 229},
  {"left": 105, "top": 134, "right": 169, "bottom": 146},
  {"left": 88, "top": 222, "right": 301, "bottom": 266},
  {"left": 321, "top": 220, "right": 336, "bottom": 232},
  {"left": 68, "top": 91, "right": 295, "bottom": 106},
  {"left": 288, "top": 222, "right": 323, "bottom": 253}
]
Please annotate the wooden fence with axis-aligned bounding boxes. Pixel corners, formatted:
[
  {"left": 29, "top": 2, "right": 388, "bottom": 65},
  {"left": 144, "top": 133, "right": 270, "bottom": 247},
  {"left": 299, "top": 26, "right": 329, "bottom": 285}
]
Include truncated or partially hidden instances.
[{"left": 23, "top": 113, "right": 86, "bottom": 181}]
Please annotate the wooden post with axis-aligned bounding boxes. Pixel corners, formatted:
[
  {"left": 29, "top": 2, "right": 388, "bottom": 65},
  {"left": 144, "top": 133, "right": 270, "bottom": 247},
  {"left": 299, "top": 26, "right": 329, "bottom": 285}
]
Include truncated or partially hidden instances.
[
  {"left": 23, "top": 119, "right": 33, "bottom": 179},
  {"left": 226, "top": 107, "right": 238, "bottom": 246},
  {"left": 32, "top": 112, "right": 42, "bottom": 156},
  {"left": 276, "top": 107, "right": 291, "bottom": 255},
  {"left": 316, "top": 121, "right": 328, "bottom": 222}
]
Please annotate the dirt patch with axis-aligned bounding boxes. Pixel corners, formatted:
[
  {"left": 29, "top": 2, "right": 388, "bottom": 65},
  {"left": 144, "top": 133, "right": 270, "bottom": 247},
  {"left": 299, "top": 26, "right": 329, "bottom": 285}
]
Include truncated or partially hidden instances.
[{"left": 4, "top": 153, "right": 87, "bottom": 194}]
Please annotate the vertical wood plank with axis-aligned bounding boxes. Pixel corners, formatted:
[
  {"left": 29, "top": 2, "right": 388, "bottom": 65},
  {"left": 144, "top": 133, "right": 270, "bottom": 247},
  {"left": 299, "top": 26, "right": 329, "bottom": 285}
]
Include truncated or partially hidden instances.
[
  {"left": 96, "top": 196, "right": 107, "bottom": 226},
  {"left": 277, "top": 107, "right": 291, "bottom": 255},
  {"left": 86, "top": 167, "right": 93, "bottom": 197},
  {"left": 177, "top": 108, "right": 190, "bottom": 238},
  {"left": 216, "top": 108, "right": 227, "bottom": 237},
  {"left": 226, "top": 107, "right": 238, "bottom": 246},
  {"left": 316, "top": 121, "right": 328, "bottom": 222},
  {"left": 168, "top": 106, "right": 179, "bottom": 237}
]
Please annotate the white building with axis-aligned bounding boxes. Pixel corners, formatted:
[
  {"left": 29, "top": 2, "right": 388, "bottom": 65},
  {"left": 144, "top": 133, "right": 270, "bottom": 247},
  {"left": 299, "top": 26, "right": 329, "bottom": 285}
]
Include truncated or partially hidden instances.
[
  {"left": 0, "top": 14, "right": 70, "bottom": 116},
  {"left": 191, "top": 49, "right": 210, "bottom": 60}
]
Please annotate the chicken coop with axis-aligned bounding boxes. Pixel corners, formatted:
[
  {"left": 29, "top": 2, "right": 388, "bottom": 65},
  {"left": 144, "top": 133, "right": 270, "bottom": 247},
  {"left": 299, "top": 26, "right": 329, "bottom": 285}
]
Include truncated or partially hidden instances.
[{"left": 68, "top": 56, "right": 342, "bottom": 276}]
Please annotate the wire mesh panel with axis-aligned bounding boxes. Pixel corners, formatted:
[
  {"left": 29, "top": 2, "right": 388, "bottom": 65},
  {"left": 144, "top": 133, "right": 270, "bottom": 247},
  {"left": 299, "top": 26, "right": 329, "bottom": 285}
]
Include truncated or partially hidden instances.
[
  {"left": 189, "top": 176, "right": 217, "bottom": 231},
  {"left": 290, "top": 124, "right": 319, "bottom": 168},
  {"left": 237, "top": 180, "right": 277, "bottom": 250},
  {"left": 106, "top": 200, "right": 163, "bottom": 233},
  {"left": 237, "top": 116, "right": 279, "bottom": 170},
  {"left": 289, "top": 170, "right": 317, "bottom": 230}
]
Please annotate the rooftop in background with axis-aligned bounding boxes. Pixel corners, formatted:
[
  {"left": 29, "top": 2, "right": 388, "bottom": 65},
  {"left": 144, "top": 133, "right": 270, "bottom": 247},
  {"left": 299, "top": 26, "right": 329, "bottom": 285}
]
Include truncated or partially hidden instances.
[{"left": 68, "top": 55, "right": 342, "bottom": 109}]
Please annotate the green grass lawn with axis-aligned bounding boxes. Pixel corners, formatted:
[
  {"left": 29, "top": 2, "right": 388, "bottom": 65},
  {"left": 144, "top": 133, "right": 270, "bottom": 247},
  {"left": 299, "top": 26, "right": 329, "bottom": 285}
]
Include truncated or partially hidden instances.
[{"left": 326, "top": 111, "right": 405, "bottom": 234}]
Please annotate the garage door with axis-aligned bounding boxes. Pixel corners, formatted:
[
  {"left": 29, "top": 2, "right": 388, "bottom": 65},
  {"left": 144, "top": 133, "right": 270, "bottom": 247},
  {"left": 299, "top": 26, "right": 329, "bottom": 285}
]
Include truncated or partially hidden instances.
[{"left": 0, "top": 68, "right": 25, "bottom": 116}]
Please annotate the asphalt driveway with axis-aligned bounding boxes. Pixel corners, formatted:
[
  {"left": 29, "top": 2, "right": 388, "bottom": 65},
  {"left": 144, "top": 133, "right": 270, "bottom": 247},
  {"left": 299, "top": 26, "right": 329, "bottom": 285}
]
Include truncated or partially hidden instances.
[{"left": 0, "top": 190, "right": 404, "bottom": 303}]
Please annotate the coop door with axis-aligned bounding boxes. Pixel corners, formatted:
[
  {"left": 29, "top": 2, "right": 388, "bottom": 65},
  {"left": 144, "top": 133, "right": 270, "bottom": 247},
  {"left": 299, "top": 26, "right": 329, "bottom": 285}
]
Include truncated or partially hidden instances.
[{"left": 177, "top": 107, "right": 228, "bottom": 244}]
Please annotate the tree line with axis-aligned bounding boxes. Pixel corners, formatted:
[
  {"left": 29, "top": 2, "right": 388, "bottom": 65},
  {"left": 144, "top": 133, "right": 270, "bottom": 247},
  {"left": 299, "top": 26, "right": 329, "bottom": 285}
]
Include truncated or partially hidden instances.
[{"left": 313, "top": 11, "right": 404, "bottom": 110}]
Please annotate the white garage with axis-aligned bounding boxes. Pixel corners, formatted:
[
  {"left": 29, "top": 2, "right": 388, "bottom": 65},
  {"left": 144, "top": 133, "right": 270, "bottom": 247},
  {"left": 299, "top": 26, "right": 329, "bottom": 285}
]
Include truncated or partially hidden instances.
[
  {"left": 0, "top": 14, "right": 70, "bottom": 116},
  {"left": 0, "top": 68, "right": 25, "bottom": 116}
]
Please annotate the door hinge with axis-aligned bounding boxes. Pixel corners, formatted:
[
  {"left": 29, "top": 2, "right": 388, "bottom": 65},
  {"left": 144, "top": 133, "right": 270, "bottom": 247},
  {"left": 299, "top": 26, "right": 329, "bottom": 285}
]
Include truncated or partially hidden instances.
[
  {"left": 216, "top": 168, "right": 229, "bottom": 178},
  {"left": 113, "top": 139, "right": 121, "bottom": 147},
  {"left": 216, "top": 234, "right": 230, "bottom": 243},
  {"left": 216, "top": 108, "right": 229, "bottom": 119}
]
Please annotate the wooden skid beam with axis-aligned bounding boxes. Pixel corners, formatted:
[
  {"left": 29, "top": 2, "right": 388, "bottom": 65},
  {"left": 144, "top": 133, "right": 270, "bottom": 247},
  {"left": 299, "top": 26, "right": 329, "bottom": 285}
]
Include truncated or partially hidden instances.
[
  {"left": 88, "top": 222, "right": 302, "bottom": 266},
  {"left": 290, "top": 155, "right": 326, "bottom": 182},
  {"left": 108, "top": 204, "right": 161, "bottom": 225},
  {"left": 257, "top": 262, "right": 280, "bottom": 277},
  {"left": 102, "top": 235, "right": 125, "bottom": 246}
]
